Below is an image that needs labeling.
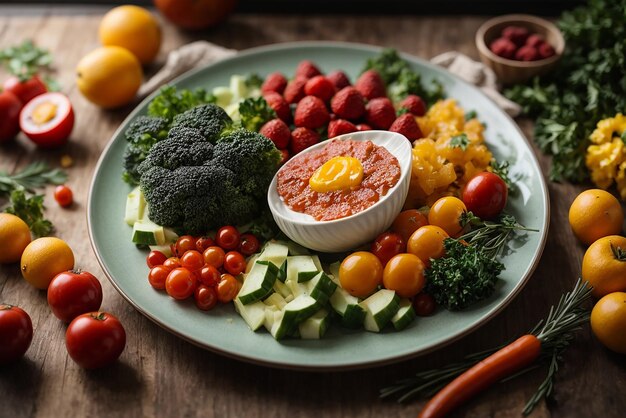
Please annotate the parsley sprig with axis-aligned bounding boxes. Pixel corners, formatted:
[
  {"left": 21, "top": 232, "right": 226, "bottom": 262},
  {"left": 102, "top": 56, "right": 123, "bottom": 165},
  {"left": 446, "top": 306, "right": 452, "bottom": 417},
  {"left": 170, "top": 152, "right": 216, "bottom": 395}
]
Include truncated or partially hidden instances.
[{"left": 0, "top": 40, "right": 58, "bottom": 89}]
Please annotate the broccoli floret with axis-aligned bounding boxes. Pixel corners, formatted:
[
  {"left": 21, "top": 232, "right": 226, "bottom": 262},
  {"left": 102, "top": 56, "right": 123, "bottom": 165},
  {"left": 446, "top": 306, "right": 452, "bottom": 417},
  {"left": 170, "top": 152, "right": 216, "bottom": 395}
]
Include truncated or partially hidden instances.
[
  {"left": 122, "top": 116, "right": 169, "bottom": 185},
  {"left": 147, "top": 86, "right": 216, "bottom": 123},
  {"left": 171, "top": 104, "right": 232, "bottom": 142},
  {"left": 238, "top": 97, "right": 276, "bottom": 132},
  {"left": 139, "top": 127, "right": 213, "bottom": 171}
]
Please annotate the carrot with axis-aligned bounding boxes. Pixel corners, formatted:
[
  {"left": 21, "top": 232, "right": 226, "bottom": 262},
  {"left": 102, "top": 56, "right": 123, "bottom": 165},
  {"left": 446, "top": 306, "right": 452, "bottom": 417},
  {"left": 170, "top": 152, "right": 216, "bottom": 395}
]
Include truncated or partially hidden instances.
[{"left": 417, "top": 334, "right": 542, "bottom": 418}]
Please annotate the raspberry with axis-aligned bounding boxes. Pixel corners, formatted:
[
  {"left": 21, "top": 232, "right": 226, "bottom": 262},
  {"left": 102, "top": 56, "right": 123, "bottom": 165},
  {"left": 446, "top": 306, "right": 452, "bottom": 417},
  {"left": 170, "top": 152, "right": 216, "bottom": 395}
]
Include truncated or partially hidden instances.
[
  {"left": 283, "top": 78, "right": 307, "bottom": 104},
  {"left": 537, "top": 42, "right": 556, "bottom": 59},
  {"left": 295, "top": 60, "right": 322, "bottom": 79},
  {"left": 261, "top": 72, "right": 288, "bottom": 95},
  {"left": 389, "top": 114, "right": 423, "bottom": 141},
  {"left": 259, "top": 118, "right": 291, "bottom": 150},
  {"left": 290, "top": 127, "right": 320, "bottom": 155},
  {"left": 502, "top": 25, "right": 530, "bottom": 47},
  {"left": 330, "top": 87, "right": 365, "bottom": 121},
  {"left": 328, "top": 119, "right": 357, "bottom": 138},
  {"left": 355, "top": 69, "right": 386, "bottom": 100},
  {"left": 490, "top": 37, "right": 517, "bottom": 60},
  {"left": 304, "top": 76, "right": 336, "bottom": 102},
  {"left": 294, "top": 95, "right": 330, "bottom": 129},
  {"left": 326, "top": 70, "right": 351, "bottom": 90},
  {"left": 263, "top": 92, "right": 292, "bottom": 123},
  {"left": 515, "top": 45, "right": 539, "bottom": 61},
  {"left": 399, "top": 95, "right": 427, "bottom": 116},
  {"left": 356, "top": 123, "right": 372, "bottom": 131},
  {"left": 365, "top": 97, "right": 396, "bottom": 130},
  {"left": 525, "top": 34, "right": 545, "bottom": 48}
]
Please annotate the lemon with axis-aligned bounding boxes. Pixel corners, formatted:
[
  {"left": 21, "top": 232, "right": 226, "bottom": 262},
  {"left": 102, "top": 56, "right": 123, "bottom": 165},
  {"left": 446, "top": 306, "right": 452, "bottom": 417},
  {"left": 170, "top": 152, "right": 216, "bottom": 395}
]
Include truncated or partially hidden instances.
[
  {"left": 76, "top": 46, "right": 143, "bottom": 109},
  {"left": 21, "top": 237, "right": 75, "bottom": 289}
]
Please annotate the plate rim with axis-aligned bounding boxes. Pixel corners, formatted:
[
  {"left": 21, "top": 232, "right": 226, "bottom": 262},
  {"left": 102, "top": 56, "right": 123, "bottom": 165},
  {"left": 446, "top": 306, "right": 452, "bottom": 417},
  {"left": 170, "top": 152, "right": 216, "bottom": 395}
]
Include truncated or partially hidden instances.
[{"left": 87, "top": 40, "right": 550, "bottom": 371}]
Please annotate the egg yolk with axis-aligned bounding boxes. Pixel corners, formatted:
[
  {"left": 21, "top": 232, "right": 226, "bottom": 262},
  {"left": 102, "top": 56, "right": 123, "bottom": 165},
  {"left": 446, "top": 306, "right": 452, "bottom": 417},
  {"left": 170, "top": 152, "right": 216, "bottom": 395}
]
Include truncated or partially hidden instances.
[{"left": 309, "top": 156, "right": 364, "bottom": 193}]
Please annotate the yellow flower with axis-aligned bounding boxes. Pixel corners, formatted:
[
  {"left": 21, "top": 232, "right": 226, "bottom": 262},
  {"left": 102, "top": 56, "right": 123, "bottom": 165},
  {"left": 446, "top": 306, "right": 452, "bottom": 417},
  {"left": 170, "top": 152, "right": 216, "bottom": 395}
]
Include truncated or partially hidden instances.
[
  {"left": 586, "top": 114, "right": 626, "bottom": 198},
  {"left": 590, "top": 113, "right": 626, "bottom": 144}
]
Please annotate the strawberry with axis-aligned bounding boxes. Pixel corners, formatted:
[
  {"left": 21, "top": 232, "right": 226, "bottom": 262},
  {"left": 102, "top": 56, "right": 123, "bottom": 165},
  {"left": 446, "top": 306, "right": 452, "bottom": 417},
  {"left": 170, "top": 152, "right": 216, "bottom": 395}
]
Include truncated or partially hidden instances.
[
  {"left": 294, "top": 95, "right": 330, "bottom": 129},
  {"left": 328, "top": 119, "right": 357, "bottom": 138},
  {"left": 259, "top": 118, "right": 291, "bottom": 150},
  {"left": 356, "top": 123, "right": 372, "bottom": 131},
  {"left": 326, "top": 70, "right": 351, "bottom": 90},
  {"left": 502, "top": 25, "right": 530, "bottom": 47},
  {"left": 389, "top": 114, "right": 423, "bottom": 141},
  {"left": 365, "top": 97, "right": 396, "bottom": 129},
  {"left": 304, "top": 75, "right": 336, "bottom": 102},
  {"left": 355, "top": 69, "right": 386, "bottom": 100},
  {"left": 295, "top": 60, "right": 322, "bottom": 79},
  {"left": 490, "top": 37, "right": 517, "bottom": 59},
  {"left": 263, "top": 92, "right": 292, "bottom": 123},
  {"left": 283, "top": 78, "right": 307, "bottom": 104},
  {"left": 515, "top": 45, "right": 539, "bottom": 61},
  {"left": 330, "top": 87, "right": 365, "bottom": 121},
  {"left": 261, "top": 72, "right": 288, "bottom": 95},
  {"left": 525, "top": 34, "right": 544, "bottom": 48},
  {"left": 290, "top": 127, "right": 320, "bottom": 155},
  {"left": 399, "top": 95, "right": 427, "bottom": 116}
]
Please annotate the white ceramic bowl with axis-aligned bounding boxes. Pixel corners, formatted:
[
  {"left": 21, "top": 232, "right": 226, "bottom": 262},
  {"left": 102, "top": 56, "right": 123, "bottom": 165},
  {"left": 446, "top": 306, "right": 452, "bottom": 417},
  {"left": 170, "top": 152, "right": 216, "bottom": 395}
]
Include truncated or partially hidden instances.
[{"left": 268, "top": 130, "right": 413, "bottom": 253}]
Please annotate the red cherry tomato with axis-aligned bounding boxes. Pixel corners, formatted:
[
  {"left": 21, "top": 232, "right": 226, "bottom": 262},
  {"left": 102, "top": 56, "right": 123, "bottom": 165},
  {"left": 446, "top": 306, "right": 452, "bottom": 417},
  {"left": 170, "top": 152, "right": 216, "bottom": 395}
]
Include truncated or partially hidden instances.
[
  {"left": 163, "top": 257, "right": 181, "bottom": 270},
  {"left": 239, "top": 233, "right": 260, "bottom": 256},
  {"left": 165, "top": 267, "right": 196, "bottom": 300},
  {"left": 3, "top": 75, "right": 47, "bottom": 104},
  {"left": 146, "top": 250, "right": 168, "bottom": 268},
  {"left": 198, "top": 265, "right": 221, "bottom": 287},
  {"left": 216, "top": 226, "right": 240, "bottom": 250},
  {"left": 195, "top": 236, "right": 214, "bottom": 253},
  {"left": 53, "top": 185, "right": 73, "bottom": 208},
  {"left": 194, "top": 285, "right": 218, "bottom": 311},
  {"left": 217, "top": 274, "right": 239, "bottom": 303},
  {"left": 371, "top": 232, "right": 406, "bottom": 266},
  {"left": 0, "top": 90, "right": 22, "bottom": 143},
  {"left": 203, "top": 246, "right": 225, "bottom": 268},
  {"left": 148, "top": 265, "right": 170, "bottom": 290},
  {"left": 413, "top": 293, "right": 436, "bottom": 316},
  {"left": 65, "top": 312, "right": 126, "bottom": 369},
  {"left": 0, "top": 304, "right": 33, "bottom": 364},
  {"left": 19, "top": 92, "right": 74, "bottom": 148},
  {"left": 174, "top": 235, "right": 196, "bottom": 257},
  {"left": 224, "top": 251, "right": 246, "bottom": 275},
  {"left": 47, "top": 270, "right": 103, "bottom": 322},
  {"left": 462, "top": 172, "right": 508, "bottom": 220},
  {"left": 180, "top": 250, "right": 204, "bottom": 271}
]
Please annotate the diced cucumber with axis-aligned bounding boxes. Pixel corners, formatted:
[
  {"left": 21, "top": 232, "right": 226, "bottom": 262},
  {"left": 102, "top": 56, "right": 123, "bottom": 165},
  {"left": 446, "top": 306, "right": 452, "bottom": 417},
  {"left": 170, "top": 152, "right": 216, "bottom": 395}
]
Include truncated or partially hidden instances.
[
  {"left": 305, "top": 271, "right": 337, "bottom": 304},
  {"left": 132, "top": 220, "right": 165, "bottom": 246},
  {"left": 287, "top": 256, "right": 319, "bottom": 283},
  {"left": 163, "top": 228, "right": 179, "bottom": 244},
  {"left": 329, "top": 287, "right": 365, "bottom": 328},
  {"left": 360, "top": 289, "right": 400, "bottom": 332},
  {"left": 149, "top": 244, "right": 173, "bottom": 257},
  {"left": 329, "top": 261, "right": 341, "bottom": 280},
  {"left": 391, "top": 299, "right": 416, "bottom": 331},
  {"left": 263, "top": 293, "right": 287, "bottom": 310},
  {"left": 265, "top": 306, "right": 280, "bottom": 334},
  {"left": 245, "top": 253, "right": 260, "bottom": 274},
  {"left": 230, "top": 75, "right": 248, "bottom": 100},
  {"left": 342, "top": 304, "right": 366, "bottom": 329},
  {"left": 273, "top": 295, "right": 319, "bottom": 340},
  {"left": 124, "top": 186, "right": 145, "bottom": 225},
  {"left": 277, "top": 260, "right": 287, "bottom": 282},
  {"left": 273, "top": 280, "right": 292, "bottom": 299},
  {"left": 284, "top": 294, "right": 294, "bottom": 303},
  {"left": 212, "top": 86, "right": 233, "bottom": 108},
  {"left": 286, "top": 279, "right": 307, "bottom": 297},
  {"left": 234, "top": 298, "right": 266, "bottom": 331},
  {"left": 258, "top": 241, "right": 289, "bottom": 269},
  {"left": 224, "top": 102, "right": 240, "bottom": 119},
  {"left": 311, "top": 254, "right": 323, "bottom": 272},
  {"left": 285, "top": 240, "right": 310, "bottom": 256},
  {"left": 299, "top": 309, "right": 330, "bottom": 339},
  {"left": 238, "top": 261, "right": 278, "bottom": 305}
]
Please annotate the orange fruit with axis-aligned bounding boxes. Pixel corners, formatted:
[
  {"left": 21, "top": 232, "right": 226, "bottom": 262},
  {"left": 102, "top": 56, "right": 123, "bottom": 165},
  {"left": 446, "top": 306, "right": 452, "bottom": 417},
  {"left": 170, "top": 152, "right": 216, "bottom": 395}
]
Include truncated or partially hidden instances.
[
  {"left": 582, "top": 235, "right": 626, "bottom": 298},
  {"left": 406, "top": 225, "right": 449, "bottom": 267},
  {"left": 590, "top": 292, "right": 626, "bottom": 354},
  {"left": 0, "top": 213, "right": 31, "bottom": 263},
  {"left": 569, "top": 189, "right": 623, "bottom": 245},
  {"left": 99, "top": 5, "right": 161, "bottom": 65},
  {"left": 382, "top": 253, "right": 425, "bottom": 298},
  {"left": 76, "top": 46, "right": 143, "bottom": 109},
  {"left": 428, "top": 196, "right": 467, "bottom": 237},
  {"left": 20, "top": 237, "right": 74, "bottom": 289}
]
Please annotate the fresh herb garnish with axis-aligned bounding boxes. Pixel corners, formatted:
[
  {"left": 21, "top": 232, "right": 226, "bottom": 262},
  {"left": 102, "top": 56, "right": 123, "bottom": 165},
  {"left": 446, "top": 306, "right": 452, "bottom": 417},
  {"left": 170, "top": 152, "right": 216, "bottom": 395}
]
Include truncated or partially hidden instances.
[
  {"left": 238, "top": 97, "right": 276, "bottom": 132},
  {"left": 490, "top": 160, "right": 517, "bottom": 194},
  {"left": 4, "top": 189, "right": 53, "bottom": 237},
  {"left": 0, "top": 40, "right": 53, "bottom": 82},
  {"left": 147, "top": 86, "right": 216, "bottom": 123},
  {"left": 450, "top": 133, "right": 470, "bottom": 150},
  {"left": 244, "top": 73, "right": 263, "bottom": 90},
  {"left": 465, "top": 110, "right": 477, "bottom": 120},
  {"left": 0, "top": 162, "right": 67, "bottom": 196},
  {"left": 459, "top": 212, "right": 537, "bottom": 258}
]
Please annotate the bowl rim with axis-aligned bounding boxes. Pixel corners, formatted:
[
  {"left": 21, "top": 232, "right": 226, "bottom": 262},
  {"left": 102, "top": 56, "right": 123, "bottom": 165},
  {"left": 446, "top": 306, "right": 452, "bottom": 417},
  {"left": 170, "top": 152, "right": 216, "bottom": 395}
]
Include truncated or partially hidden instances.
[
  {"left": 475, "top": 13, "right": 565, "bottom": 68},
  {"left": 267, "top": 130, "right": 412, "bottom": 227}
]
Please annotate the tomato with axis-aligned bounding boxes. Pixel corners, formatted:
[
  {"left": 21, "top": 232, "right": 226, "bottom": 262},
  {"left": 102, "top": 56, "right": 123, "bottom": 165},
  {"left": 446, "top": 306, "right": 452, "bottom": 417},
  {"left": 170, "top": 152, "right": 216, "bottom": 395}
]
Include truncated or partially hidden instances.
[
  {"left": 194, "top": 285, "right": 218, "bottom": 311},
  {"left": 391, "top": 209, "right": 429, "bottom": 243},
  {"left": 239, "top": 233, "right": 260, "bottom": 256},
  {"left": 0, "top": 304, "right": 33, "bottom": 364},
  {"left": 163, "top": 256, "right": 181, "bottom": 269},
  {"left": 3, "top": 75, "right": 47, "bottom": 104},
  {"left": 47, "top": 270, "right": 103, "bottom": 322},
  {"left": 198, "top": 264, "right": 221, "bottom": 287},
  {"left": 339, "top": 251, "right": 383, "bottom": 298},
  {"left": 146, "top": 250, "right": 167, "bottom": 268},
  {"left": 406, "top": 225, "right": 449, "bottom": 267},
  {"left": 224, "top": 251, "right": 246, "bottom": 276},
  {"left": 148, "top": 265, "right": 170, "bottom": 290},
  {"left": 582, "top": 235, "right": 626, "bottom": 298},
  {"left": 216, "top": 226, "right": 240, "bottom": 250},
  {"left": 53, "top": 185, "right": 73, "bottom": 207},
  {"left": 462, "top": 172, "right": 508, "bottom": 220},
  {"left": 217, "top": 273, "right": 239, "bottom": 303},
  {"left": 153, "top": 0, "right": 237, "bottom": 30},
  {"left": 591, "top": 292, "right": 626, "bottom": 354},
  {"left": 382, "top": 253, "right": 425, "bottom": 298},
  {"left": 203, "top": 246, "right": 225, "bottom": 268},
  {"left": 180, "top": 250, "right": 204, "bottom": 271},
  {"left": 165, "top": 267, "right": 196, "bottom": 300},
  {"left": 413, "top": 293, "right": 436, "bottom": 316},
  {"left": 428, "top": 196, "right": 467, "bottom": 237},
  {"left": 174, "top": 235, "right": 196, "bottom": 257},
  {"left": 0, "top": 90, "right": 22, "bottom": 142},
  {"left": 195, "top": 236, "right": 214, "bottom": 253},
  {"left": 19, "top": 92, "right": 74, "bottom": 148},
  {"left": 371, "top": 232, "right": 406, "bottom": 266},
  {"left": 65, "top": 312, "right": 126, "bottom": 369}
]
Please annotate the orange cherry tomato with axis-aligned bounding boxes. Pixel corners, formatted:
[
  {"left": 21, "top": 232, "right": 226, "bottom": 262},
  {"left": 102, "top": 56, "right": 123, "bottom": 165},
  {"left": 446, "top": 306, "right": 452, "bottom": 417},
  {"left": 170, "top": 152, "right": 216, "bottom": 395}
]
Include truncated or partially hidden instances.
[
  {"left": 339, "top": 251, "right": 383, "bottom": 298},
  {"left": 54, "top": 185, "right": 73, "bottom": 207},
  {"left": 391, "top": 209, "right": 429, "bottom": 242},
  {"left": 217, "top": 274, "right": 239, "bottom": 303},
  {"left": 165, "top": 267, "right": 196, "bottom": 300},
  {"left": 382, "top": 253, "right": 425, "bottom": 298},
  {"left": 428, "top": 196, "right": 467, "bottom": 237},
  {"left": 203, "top": 246, "right": 225, "bottom": 269},
  {"left": 407, "top": 225, "right": 449, "bottom": 267}
]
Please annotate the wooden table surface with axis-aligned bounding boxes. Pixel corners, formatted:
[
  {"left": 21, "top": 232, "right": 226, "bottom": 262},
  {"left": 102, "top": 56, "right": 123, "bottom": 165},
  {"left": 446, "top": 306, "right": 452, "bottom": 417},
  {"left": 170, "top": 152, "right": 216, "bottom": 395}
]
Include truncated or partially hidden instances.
[{"left": 1, "top": 6, "right": 624, "bottom": 418}]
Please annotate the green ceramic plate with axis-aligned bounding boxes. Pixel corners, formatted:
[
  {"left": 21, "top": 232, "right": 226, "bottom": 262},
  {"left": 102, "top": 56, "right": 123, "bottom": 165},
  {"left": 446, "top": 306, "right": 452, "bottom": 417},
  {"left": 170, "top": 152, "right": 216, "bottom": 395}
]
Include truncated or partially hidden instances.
[{"left": 88, "top": 42, "right": 549, "bottom": 371}]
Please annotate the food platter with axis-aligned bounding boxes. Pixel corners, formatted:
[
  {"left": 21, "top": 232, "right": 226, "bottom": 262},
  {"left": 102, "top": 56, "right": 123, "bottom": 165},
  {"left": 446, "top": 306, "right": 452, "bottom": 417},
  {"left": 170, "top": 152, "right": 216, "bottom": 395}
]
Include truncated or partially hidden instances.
[{"left": 87, "top": 41, "right": 549, "bottom": 371}]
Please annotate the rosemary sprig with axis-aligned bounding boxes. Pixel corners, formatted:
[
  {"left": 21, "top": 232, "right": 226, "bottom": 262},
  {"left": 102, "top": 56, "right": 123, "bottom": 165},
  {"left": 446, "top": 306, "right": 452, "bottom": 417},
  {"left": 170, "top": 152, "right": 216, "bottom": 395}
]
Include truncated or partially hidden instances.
[
  {"left": 0, "top": 161, "right": 67, "bottom": 196},
  {"left": 380, "top": 279, "right": 593, "bottom": 415}
]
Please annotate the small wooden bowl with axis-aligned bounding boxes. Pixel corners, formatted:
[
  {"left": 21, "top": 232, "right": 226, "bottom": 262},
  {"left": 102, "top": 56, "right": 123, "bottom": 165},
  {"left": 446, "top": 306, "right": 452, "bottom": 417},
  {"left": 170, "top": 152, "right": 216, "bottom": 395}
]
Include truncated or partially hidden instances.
[{"left": 475, "top": 14, "right": 565, "bottom": 85}]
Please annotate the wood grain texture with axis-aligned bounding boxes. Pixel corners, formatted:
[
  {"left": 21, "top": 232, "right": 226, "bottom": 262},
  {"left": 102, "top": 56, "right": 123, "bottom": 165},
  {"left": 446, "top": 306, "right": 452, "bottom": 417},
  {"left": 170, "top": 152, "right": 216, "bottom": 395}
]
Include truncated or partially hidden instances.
[{"left": 0, "top": 6, "right": 625, "bottom": 418}]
